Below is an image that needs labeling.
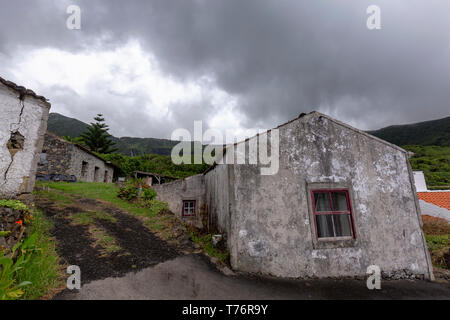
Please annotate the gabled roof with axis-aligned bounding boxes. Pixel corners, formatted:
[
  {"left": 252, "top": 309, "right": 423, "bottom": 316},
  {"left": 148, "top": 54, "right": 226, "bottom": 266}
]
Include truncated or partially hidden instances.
[
  {"left": 418, "top": 192, "right": 450, "bottom": 211},
  {"left": 203, "top": 111, "right": 409, "bottom": 174},
  {"left": 0, "top": 76, "right": 50, "bottom": 106}
]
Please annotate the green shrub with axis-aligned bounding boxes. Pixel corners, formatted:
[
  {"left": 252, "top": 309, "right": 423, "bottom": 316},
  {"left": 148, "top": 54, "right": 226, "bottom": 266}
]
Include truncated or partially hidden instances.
[
  {"left": 0, "top": 209, "right": 62, "bottom": 300},
  {"left": 117, "top": 183, "right": 139, "bottom": 201},
  {"left": 142, "top": 188, "right": 157, "bottom": 201},
  {"left": 117, "top": 179, "right": 157, "bottom": 202}
]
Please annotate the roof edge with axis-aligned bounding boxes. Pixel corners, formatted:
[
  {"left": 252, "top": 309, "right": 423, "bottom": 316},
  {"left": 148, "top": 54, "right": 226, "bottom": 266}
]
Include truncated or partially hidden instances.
[{"left": 0, "top": 76, "right": 50, "bottom": 106}]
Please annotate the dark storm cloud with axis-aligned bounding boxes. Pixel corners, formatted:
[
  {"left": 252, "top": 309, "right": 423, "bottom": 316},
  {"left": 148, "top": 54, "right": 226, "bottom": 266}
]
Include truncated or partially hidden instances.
[{"left": 0, "top": 0, "right": 449, "bottom": 138}]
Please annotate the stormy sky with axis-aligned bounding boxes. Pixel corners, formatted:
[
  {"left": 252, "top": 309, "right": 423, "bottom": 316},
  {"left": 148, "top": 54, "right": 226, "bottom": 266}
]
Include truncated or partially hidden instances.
[{"left": 0, "top": 0, "right": 449, "bottom": 140}]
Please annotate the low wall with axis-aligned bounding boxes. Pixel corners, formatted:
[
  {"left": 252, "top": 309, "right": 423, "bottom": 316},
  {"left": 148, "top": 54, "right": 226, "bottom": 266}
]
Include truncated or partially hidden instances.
[{"left": 153, "top": 174, "right": 206, "bottom": 229}]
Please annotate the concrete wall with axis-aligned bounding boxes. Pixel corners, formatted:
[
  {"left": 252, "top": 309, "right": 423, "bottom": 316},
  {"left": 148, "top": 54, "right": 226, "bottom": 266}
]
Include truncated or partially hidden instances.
[
  {"left": 153, "top": 174, "right": 206, "bottom": 229},
  {"left": 37, "top": 132, "right": 114, "bottom": 183},
  {"left": 0, "top": 84, "right": 50, "bottom": 197},
  {"left": 222, "top": 113, "right": 432, "bottom": 279},
  {"left": 205, "top": 164, "right": 230, "bottom": 234},
  {"left": 413, "top": 171, "right": 428, "bottom": 192}
]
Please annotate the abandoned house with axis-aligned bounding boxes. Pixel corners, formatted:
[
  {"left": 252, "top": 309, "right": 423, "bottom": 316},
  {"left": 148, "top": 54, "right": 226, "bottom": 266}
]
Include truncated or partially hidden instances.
[
  {"left": 0, "top": 76, "right": 50, "bottom": 197},
  {"left": 36, "top": 131, "right": 118, "bottom": 183},
  {"left": 153, "top": 111, "right": 434, "bottom": 280}
]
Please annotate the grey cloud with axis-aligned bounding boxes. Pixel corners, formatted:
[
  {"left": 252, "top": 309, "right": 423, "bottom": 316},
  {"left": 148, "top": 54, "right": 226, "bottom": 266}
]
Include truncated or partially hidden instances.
[{"left": 0, "top": 0, "right": 449, "bottom": 137}]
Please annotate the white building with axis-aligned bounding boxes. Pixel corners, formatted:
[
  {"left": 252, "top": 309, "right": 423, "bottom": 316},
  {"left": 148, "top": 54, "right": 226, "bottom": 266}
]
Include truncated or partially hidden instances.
[{"left": 0, "top": 77, "right": 50, "bottom": 197}]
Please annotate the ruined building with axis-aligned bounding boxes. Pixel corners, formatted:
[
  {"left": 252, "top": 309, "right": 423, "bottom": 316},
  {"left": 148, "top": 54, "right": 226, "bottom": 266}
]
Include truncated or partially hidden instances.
[
  {"left": 36, "top": 132, "right": 118, "bottom": 183},
  {"left": 0, "top": 77, "right": 50, "bottom": 197},
  {"left": 153, "top": 111, "right": 434, "bottom": 280}
]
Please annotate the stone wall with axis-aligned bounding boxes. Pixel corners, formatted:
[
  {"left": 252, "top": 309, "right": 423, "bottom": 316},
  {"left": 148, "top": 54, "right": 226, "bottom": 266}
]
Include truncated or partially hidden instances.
[
  {"left": 0, "top": 83, "right": 50, "bottom": 197},
  {"left": 37, "top": 132, "right": 115, "bottom": 183},
  {"left": 153, "top": 174, "right": 206, "bottom": 229},
  {"left": 37, "top": 132, "right": 74, "bottom": 178}
]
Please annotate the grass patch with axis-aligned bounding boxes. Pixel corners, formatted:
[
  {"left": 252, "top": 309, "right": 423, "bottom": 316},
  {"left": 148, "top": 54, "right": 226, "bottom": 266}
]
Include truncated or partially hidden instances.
[
  {"left": 90, "top": 227, "right": 122, "bottom": 255},
  {"left": 0, "top": 209, "right": 64, "bottom": 300},
  {"left": 33, "top": 188, "right": 73, "bottom": 207},
  {"left": 36, "top": 181, "right": 173, "bottom": 236},
  {"left": 36, "top": 181, "right": 152, "bottom": 217},
  {"left": 190, "top": 232, "right": 229, "bottom": 264}
]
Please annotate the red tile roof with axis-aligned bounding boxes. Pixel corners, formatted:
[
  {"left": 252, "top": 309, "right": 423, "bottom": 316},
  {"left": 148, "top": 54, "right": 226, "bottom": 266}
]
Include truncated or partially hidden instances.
[{"left": 418, "top": 192, "right": 450, "bottom": 211}]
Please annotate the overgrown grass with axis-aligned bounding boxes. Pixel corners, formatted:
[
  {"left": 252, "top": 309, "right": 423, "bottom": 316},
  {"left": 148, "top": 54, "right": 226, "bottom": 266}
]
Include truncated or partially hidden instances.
[
  {"left": 36, "top": 181, "right": 174, "bottom": 240},
  {"left": 33, "top": 188, "right": 73, "bottom": 207},
  {"left": 36, "top": 181, "right": 152, "bottom": 217},
  {"left": 422, "top": 215, "right": 450, "bottom": 270},
  {"left": 190, "top": 232, "right": 229, "bottom": 264},
  {"left": 0, "top": 209, "right": 64, "bottom": 300}
]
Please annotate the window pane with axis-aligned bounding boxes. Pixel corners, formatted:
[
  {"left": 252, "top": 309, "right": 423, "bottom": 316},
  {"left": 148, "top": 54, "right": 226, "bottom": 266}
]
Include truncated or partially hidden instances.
[
  {"left": 314, "top": 193, "right": 331, "bottom": 211},
  {"left": 316, "top": 215, "right": 334, "bottom": 238},
  {"left": 331, "top": 192, "right": 348, "bottom": 211},
  {"left": 333, "top": 214, "right": 352, "bottom": 237}
]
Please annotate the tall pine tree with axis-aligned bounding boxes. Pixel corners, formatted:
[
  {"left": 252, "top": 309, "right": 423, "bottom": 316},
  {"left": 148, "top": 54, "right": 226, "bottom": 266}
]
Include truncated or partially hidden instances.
[{"left": 80, "top": 114, "right": 118, "bottom": 154}]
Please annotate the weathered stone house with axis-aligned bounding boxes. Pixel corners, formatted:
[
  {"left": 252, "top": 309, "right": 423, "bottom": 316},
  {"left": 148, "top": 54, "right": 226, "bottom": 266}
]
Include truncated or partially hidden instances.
[
  {"left": 153, "top": 111, "right": 434, "bottom": 280},
  {"left": 0, "top": 77, "right": 50, "bottom": 197},
  {"left": 36, "top": 132, "right": 117, "bottom": 183}
]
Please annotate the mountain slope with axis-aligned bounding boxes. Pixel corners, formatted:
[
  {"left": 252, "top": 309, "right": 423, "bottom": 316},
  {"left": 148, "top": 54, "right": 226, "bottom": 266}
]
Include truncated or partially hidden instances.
[
  {"left": 47, "top": 113, "right": 89, "bottom": 138},
  {"left": 47, "top": 113, "right": 179, "bottom": 156},
  {"left": 368, "top": 116, "right": 450, "bottom": 147}
]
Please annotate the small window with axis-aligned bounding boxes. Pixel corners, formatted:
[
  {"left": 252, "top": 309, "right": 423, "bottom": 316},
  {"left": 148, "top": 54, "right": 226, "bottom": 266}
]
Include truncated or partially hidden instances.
[
  {"left": 182, "top": 200, "right": 196, "bottom": 217},
  {"left": 311, "top": 190, "right": 356, "bottom": 239},
  {"left": 39, "top": 151, "right": 47, "bottom": 165}
]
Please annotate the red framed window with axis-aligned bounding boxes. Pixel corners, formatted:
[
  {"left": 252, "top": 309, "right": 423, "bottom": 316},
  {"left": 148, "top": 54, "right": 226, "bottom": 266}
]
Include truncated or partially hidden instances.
[
  {"left": 182, "top": 200, "right": 196, "bottom": 216},
  {"left": 311, "top": 189, "right": 356, "bottom": 239}
]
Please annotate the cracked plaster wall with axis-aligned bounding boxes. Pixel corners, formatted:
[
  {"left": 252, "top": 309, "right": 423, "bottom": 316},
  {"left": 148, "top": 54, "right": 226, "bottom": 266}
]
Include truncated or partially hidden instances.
[
  {"left": 0, "top": 84, "right": 50, "bottom": 197},
  {"left": 215, "top": 113, "right": 433, "bottom": 279}
]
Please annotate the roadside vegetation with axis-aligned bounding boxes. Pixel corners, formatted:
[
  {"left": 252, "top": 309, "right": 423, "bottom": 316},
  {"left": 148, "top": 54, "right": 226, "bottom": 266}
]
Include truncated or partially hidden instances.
[
  {"left": 422, "top": 215, "right": 450, "bottom": 270},
  {"left": 0, "top": 201, "right": 63, "bottom": 300},
  {"left": 404, "top": 145, "right": 450, "bottom": 189},
  {"left": 102, "top": 153, "right": 210, "bottom": 179}
]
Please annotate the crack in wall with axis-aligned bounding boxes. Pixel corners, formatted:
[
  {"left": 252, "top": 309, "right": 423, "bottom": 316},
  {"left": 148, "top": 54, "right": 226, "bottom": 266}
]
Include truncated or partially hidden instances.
[{"left": 2, "top": 97, "right": 26, "bottom": 187}]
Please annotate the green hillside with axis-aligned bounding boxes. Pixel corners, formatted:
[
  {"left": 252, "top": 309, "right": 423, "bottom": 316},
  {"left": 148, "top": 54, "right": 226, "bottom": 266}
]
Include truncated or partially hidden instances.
[
  {"left": 368, "top": 116, "right": 450, "bottom": 147},
  {"left": 404, "top": 145, "right": 450, "bottom": 189},
  {"left": 47, "top": 113, "right": 89, "bottom": 138},
  {"left": 47, "top": 113, "right": 179, "bottom": 156}
]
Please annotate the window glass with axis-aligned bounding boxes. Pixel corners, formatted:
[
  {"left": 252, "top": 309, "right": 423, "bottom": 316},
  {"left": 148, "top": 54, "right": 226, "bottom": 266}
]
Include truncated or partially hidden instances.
[
  {"left": 333, "top": 214, "right": 352, "bottom": 237},
  {"left": 316, "top": 215, "right": 334, "bottom": 238},
  {"left": 312, "top": 190, "right": 355, "bottom": 239},
  {"left": 314, "top": 192, "right": 331, "bottom": 211},
  {"left": 331, "top": 192, "right": 348, "bottom": 211}
]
